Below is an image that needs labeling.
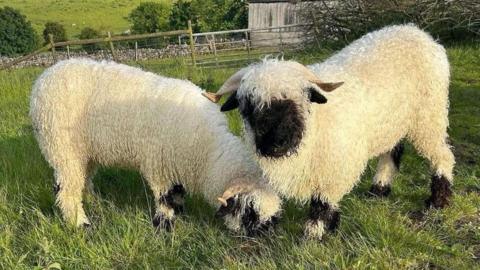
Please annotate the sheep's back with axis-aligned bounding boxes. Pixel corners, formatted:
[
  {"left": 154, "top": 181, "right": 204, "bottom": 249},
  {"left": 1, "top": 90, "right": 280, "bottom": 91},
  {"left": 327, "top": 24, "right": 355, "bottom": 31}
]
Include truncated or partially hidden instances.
[{"left": 31, "top": 59, "right": 229, "bottom": 187}]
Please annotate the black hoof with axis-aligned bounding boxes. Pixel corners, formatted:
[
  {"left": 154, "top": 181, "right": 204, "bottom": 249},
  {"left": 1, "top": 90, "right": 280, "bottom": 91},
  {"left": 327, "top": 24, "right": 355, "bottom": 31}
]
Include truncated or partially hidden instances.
[
  {"left": 152, "top": 215, "right": 174, "bottom": 232},
  {"left": 425, "top": 195, "right": 451, "bottom": 209},
  {"left": 426, "top": 174, "right": 452, "bottom": 209},
  {"left": 368, "top": 184, "right": 392, "bottom": 197},
  {"left": 82, "top": 223, "right": 92, "bottom": 229}
]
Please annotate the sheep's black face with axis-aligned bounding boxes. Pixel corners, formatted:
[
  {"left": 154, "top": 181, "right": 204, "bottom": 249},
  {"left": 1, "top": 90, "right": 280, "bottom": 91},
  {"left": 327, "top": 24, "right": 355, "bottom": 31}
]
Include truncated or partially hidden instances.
[
  {"left": 240, "top": 97, "right": 305, "bottom": 158},
  {"left": 215, "top": 197, "right": 279, "bottom": 236}
]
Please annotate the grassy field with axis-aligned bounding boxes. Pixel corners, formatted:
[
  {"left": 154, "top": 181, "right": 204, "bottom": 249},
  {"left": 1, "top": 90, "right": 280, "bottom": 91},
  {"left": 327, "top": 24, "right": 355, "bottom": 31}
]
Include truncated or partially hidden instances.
[
  {"left": 0, "top": 47, "right": 479, "bottom": 269},
  {"left": 0, "top": 0, "right": 172, "bottom": 38}
]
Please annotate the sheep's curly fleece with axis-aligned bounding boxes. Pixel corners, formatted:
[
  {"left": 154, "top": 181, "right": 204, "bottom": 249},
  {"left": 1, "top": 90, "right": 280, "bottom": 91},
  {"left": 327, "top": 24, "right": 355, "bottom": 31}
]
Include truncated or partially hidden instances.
[
  {"left": 30, "top": 59, "right": 280, "bottom": 229},
  {"left": 238, "top": 25, "right": 454, "bottom": 205}
]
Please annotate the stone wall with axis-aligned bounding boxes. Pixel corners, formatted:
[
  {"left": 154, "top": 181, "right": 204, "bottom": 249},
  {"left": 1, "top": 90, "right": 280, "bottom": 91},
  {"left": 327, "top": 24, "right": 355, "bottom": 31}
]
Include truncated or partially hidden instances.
[{"left": 0, "top": 44, "right": 211, "bottom": 68}]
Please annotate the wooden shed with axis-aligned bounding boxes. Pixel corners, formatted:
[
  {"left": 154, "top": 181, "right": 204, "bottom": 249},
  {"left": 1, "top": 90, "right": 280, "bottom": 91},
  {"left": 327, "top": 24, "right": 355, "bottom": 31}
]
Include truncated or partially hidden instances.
[{"left": 248, "top": 0, "right": 314, "bottom": 46}]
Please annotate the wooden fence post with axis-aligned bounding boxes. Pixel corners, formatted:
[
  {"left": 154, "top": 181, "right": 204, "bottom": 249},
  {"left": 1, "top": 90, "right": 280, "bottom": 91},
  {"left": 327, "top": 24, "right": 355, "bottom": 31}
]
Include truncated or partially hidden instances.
[
  {"left": 244, "top": 31, "right": 251, "bottom": 59},
  {"left": 135, "top": 41, "right": 138, "bottom": 61},
  {"left": 48, "top": 34, "right": 56, "bottom": 62},
  {"left": 211, "top": 34, "right": 218, "bottom": 67},
  {"left": 187, "top": 20, "right": 196, "bottom": 66},
  {"left": 278, "top": 27, "right": 284, "bottom": 53},
  {"left": 107, "top": 32, "right": 117, "bottom": 61}
]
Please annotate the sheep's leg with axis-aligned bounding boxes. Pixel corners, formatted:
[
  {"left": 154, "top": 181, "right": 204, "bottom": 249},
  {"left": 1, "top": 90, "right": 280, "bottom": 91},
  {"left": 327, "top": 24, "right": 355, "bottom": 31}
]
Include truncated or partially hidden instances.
[
  {"left": 304, "top": 197, "right": 340, "bottom": 240},
  {"left": 410, "top": 132, "right": 454, "bottom": 208},
  {"left": 53, "top": 160, "right": 90, "bottom": 227},
  {"left": 153, "top": 184, "right": 186, "bottom": 231},
  {"left": 84, "top": 161, "right": 98, "bottom": 195},
  {"left": 143, "top": 173, "right": 186, "bottom": 231},
  {"left": 370, "top": 143, "right": 404, "bottom": 197},
  {"left": 421, "top": 142, "right": 455, "bottom": 208}
]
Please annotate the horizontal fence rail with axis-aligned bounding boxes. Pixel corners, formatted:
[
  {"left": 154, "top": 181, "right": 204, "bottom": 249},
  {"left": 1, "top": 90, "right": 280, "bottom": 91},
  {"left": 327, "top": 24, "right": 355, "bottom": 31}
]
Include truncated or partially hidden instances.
[{"left": 53, "top": 30, "right": 190, "bottom": 47}]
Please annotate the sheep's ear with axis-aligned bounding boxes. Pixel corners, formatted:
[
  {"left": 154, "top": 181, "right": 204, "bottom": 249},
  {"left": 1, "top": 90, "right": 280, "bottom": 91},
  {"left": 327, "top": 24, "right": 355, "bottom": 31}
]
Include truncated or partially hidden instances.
[
  {"left": 316, "top": 81, "right": 344, "bottom": 92},
  {"left": 220, "top": 91, "right": 239, "bottom": 112},
  {"left": 215, "top": 197, "right": 238, "bottom": 218},
  {"left": 307, "top": 87, "right": 328, "bottom": 104},
  {"left": 310, "top": 80, "right": 344, "bottom": 92}
]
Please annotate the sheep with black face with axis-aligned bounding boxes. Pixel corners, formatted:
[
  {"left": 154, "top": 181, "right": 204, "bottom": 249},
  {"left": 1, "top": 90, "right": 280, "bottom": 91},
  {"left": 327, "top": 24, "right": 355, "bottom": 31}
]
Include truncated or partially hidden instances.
[
  {"left": 203, "top": 25, "right": 455, "bottom": 240},
  {"left": 30, "top": 58, "right": 281, "bottom": 236}
]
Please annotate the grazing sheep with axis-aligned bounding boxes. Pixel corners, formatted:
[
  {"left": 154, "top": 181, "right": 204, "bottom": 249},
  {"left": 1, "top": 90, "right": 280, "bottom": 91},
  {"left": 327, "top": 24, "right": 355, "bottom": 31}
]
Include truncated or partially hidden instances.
[
  {"left": 30, "top": 59, "right": 281, "bottom": 235},
  {"left": 204, "top": 25, "right": 455, "bottom": 240}
]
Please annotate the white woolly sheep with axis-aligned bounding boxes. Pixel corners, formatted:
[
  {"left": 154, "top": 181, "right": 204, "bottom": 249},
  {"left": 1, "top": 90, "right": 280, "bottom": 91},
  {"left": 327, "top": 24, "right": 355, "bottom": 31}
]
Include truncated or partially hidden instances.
[
  {"left": 204, "top": 25, "right": 455, "bottom": 240},
  {"left": 30, "top": 58, "right": 281, "bottom": 235}
]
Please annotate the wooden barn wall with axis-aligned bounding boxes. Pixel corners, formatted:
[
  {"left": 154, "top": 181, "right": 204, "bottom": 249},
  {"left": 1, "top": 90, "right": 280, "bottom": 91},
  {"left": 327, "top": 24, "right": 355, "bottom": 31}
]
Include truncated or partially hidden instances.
[
  {"left": 248, "top": 2, "right": 301, "bottom": 29},
  {"left": 248, "top": 2, "right": 306, "bottom": 46}
]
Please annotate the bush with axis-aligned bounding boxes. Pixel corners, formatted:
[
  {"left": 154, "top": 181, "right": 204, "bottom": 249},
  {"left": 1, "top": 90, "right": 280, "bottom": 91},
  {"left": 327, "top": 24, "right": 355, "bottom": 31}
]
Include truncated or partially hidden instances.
[
  {"left": 128, "top": 2, "right": 172, "bottom": 34},
  {"left": 43, "top": 21, "right": 67, "bottom": 44},
  {"left": 79, "top": 27, "right": 101, "bottom": 52},
  {"left": 301, "top": 0, "right": 480, "bottom": 46},
  {"left": 0, "top": 6, "right": 38, "bottom": 56}
]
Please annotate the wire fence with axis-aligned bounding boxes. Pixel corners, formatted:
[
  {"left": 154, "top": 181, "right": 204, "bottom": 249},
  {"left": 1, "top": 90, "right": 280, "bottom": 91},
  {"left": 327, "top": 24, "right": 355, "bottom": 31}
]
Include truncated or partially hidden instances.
[{"left": 0, "top": 22, "right": 311, "bottom": 70}]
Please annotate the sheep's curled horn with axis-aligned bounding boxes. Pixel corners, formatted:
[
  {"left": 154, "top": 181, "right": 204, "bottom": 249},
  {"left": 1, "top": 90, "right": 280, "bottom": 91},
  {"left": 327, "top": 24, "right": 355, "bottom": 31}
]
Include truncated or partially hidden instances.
[{"left": 201, "top": 65, "right": 344, "bottom": 103}]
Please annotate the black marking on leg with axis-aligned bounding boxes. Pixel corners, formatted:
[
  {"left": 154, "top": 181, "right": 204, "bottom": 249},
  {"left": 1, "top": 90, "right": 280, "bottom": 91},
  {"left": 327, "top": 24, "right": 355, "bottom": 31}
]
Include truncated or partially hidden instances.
[
  {"left": 160, "top": 184, "right": 186, "bottom": 214},
  {"left": 152, "top": 213, "right": 174, "bottom": 231},
  {"left": 369, "top": 184, "right": 392, "bottom": 197},
  {"left": 309, "top": 197, "right": 340, "bottom": 232},
  {"left": 391, "top": 142, "right": 405, "bottom": 170},
  {"left": 53, "top": 183, "right": 60, "bottom": 195},
  {"left": 426, "top": 174, "right": 452, "bottom": 208}
]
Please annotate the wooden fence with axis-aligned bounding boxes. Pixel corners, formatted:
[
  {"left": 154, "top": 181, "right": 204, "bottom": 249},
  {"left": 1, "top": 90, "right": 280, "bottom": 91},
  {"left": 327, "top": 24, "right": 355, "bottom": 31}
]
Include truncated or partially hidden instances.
[
  {"left": 1, "top": 22, "right": 310, "bottom": 70},
  {"left": 182, "top": 23, "right": 310, "bottom": 68},
  {"left": 1, "top": 23, "right": 194, "bottom": 70}
]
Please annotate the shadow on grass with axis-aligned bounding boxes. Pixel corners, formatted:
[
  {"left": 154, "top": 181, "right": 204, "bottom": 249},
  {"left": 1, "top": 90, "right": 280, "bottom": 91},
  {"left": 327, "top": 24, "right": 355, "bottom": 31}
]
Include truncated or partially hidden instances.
[{"left": 0, "top": 125, "right": 229, "bottom": 232}]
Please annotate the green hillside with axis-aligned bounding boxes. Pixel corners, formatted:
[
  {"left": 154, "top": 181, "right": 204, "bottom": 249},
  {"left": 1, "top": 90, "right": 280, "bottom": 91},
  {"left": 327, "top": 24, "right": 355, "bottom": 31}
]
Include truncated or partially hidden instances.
[{"left": 0, "top": 0, "right": 173, "bottom": 38}]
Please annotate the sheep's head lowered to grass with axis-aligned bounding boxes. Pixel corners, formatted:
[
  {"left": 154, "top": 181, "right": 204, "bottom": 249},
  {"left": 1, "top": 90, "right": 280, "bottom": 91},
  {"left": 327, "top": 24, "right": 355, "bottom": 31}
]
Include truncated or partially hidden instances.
[{"left": 203, "top": 60, "right": 343, "bottom": 158}]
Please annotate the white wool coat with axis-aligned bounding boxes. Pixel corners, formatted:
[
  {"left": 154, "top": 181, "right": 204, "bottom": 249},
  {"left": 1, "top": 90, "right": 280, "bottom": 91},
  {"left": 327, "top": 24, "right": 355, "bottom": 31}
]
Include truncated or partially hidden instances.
[
  {"left": 30, "top": 59, "right": 279, "bottom": 214},
  {"left": 237, "top": 25, "right": 453, "bottom": 205}
]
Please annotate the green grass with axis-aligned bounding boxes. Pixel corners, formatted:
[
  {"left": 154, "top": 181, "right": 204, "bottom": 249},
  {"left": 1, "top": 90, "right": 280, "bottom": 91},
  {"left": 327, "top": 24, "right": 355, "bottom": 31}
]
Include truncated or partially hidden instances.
[
  {"left": 0, "top": 47, "right": 479, "bottom": 269},
  {"left": 0, "top": 0, "right": 172, "bottom": 38}
]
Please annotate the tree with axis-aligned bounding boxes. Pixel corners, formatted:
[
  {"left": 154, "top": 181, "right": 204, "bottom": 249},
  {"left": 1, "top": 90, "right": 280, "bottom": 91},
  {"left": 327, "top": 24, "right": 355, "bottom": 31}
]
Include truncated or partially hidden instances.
[
  {"left": 168, "top": 0, "right": 248, "bottom": 32},
  {"left": 0, "top": 6, "right": 38, "bottom": 56},
  {"left": 43, "top": 21, "right": 67, "bottom": 44},
  {"left": 222, "top": 0, "right": 248, "bottom": 31},
  {"left": 169, "top": 0, "right": 199, "bottom": 31},
  {"left": 79, "top": 27, "right": 101, "bottom": 52},
  {"left": 128, "top": 2, "right": 172, "bottom": 34},
  {"left": 190, "top": 0, "right": 248, "bottom": 32}
]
